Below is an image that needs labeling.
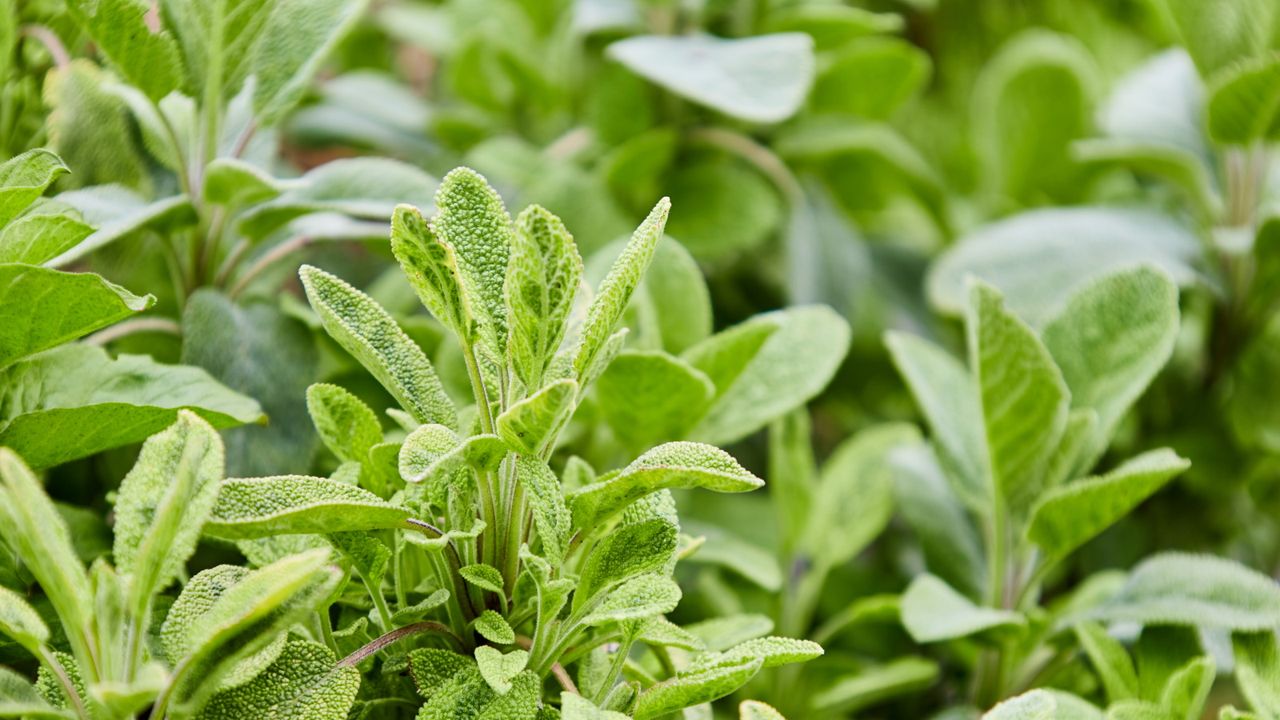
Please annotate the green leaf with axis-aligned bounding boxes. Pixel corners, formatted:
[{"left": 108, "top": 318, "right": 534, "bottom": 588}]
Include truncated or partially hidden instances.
[
  {"left": 885, "top": 332, "right": 988, "bottom": 510},
  {"left": 570, "top": 442, "right": 762, "bottom": 529},
  {"left": 1041, "top": 268, "right": 1180, "bottom": 463},
  {"left": 0, "top": 343, "right": 263, "bottom": 469},
  {"left": 517, "top": 455, "right": 571, "bottom": 563},
  {"left": 65, "top": 0, "right": 182, "bottom": 100},
  {"left": 572, "top": 197, "right": 670, "bottom": 381},
  {"left": 0, "top": 207, "right": 93, "bottom": 265},
  {"left": 390, "top": 203, "right": 475, "bottom": 344},
  {"left": 0, "top": 666, "right": 72, "bottom": 719},
  {"left": 1206, "top": 53, "right": 1280, "bottom": 144},
  {"left": 607, "top": 34, "right": 815, "bottom": 123},
  {"left": 239, "top": 159, "right": 435, "bottom": 240},
  {"left": 1075, "top": 621, "right": 1140, "bottom": 704},
  {"left": 195, "top": 639, "right": 359, "bottom": 720},
  {"left": 400, "top": 426, "right": 504, "bottom": 484},
  {"left": 1087, "top": 553, "right": 1280, "bottom": 630},
  {"left": 475, "top": 646, "right": 527, "bottom": 694},
  {"left": 891, "top": 444, "right": 986, "bottom": 599},
  {"left": 474, "top": 610, "right": 514, "bottom": 645},
  {"left": 407, "top": 648, "right": 473, "bottom": 702},
  {"left": 0, "top": 149, "right": 67, "bottom": 227},
  {"left": 740, "top": 700, "right": 786, "bottom": 720},
  {"left": 1232, "top": 631, "right": 1280, "bottom": 718},
  {"left": 690, "top": 637, "right": 823, "bottom": 672},
  {"left": 686, "top": 306, "right": 850, "bottom": 446},
  {"left": 633, "top": 655, "right": 763, "bottom": 720},
  {"left": 428, "top": 167, "right": 514, "bottom": 359},
  {"left": 900, "top": 574, "right": 1023, "bottom": 643},
  {"left": 300, "top": 265, "right": 455, "bottom": 428},
  {"left": 982, "top": 690, "right": 1055, "bottom": 720},
  {"left": 0, "top": 264, "right": 153, "bottom": 368},
  {"left": 928, "top": 208, "right": 1201, "bottom": 327},
  {"left": 681, "top": 521, "right": 781, "bottom": 591},
  {"left": 251, "top": 0, "right": 370, "bottom": 123},
  {"left": 583, "top": 574, "right": 682, "bottom": 626},
  {"left": 810, "top": 657, "right": 940, "bottom": 715},
  {"left": 562, "top": 693, "right": 630, "bottom": 720},
  {"left": 306, "top": 383, "right": 382, "bottom": 465},
  {"left": 157, "top": 0, "right": 273, "bottom": 108},
  {"left": 810, "top": 37, "right": 930, "bottom": 119},
  {"left": 1072, "top": 138, "right": 1220, "bottom": 219},
  {"left": 968, "top": 281, "right": 1069, "bottom": 513},
  {"left": 575, "top": 519, "right": 679, "bottom": 610},
  {"left": 662, "top": 158, "right": 783, "bottom": 259},
  {"left": 45, "top": 60, "right": 151, "bottom": 195},
  {"left": 202, "top": 158, "right": 283, "bottom": 207},
  {"left": 0, "top": 584, "right": 49, "bottom": 652},
  {"left": 48, "top": 189, "right": 194, "bottom": 267},
  {"left": 685, "top": 614, "right": 774, "bottom": 652},
  {"left": 113, "top": 411, "right": 223, "bottom": 615},
  {"left": 460, "top": 564, "right": 505, "bottom": 594},
  {"left": 505, "top": 204, "right": 583, "bottom": 389},
  {"left": 496, "top": 378, "right": 576, "bottom": 455},
  {"left": 205, "top": 476, "right": 412, "bottom": 538},
  {"left": 1161, "top": 656, "right": 1215, "bottom": 720},
  {"left": 1159, "top": 0, "right": 1277, "bottom": 76},
  {"left": 1027, "top": 449, "right": 1189, "bottom": 564},
  {"left": 596, "top": 351, "right": 713, "bottom": 451}
]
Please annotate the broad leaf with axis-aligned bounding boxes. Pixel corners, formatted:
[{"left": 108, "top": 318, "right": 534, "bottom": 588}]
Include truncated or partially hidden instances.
[
  {"left": 582, "top": 573, "right": 682, "bottom": 626},
  {"left": 195, "top": 639, "right": 359, "bottom": 720},
  {"left": 900, "top": 574, "right": 1023, "bottom": 643},
  {"left": 0, "top": 585, "right": 49, "bottom": 653},
  {"left": 65, "top": 0, "right": 182, "bottom": 100},
  {"left": 1075, "top": 622, "right": 1140, "bottom": 704},
  {"left": 0, "top": 150, "right": 67, "bottom": 227},
  {"left": 1206, "top": 53, "right": 1280, "bottom": 144},
  {"left": 48, "top": 189, "right": 194, "bottom": 267},
  {"left": 575, "top": 518, "right": 679, "bottom": 609},
  {"left": 473, "top": 610, "right": 514, "bottom": 645},
  {"left": 1160, "top": 0, "right": 1277, "bottom": 76},
  {"left": 1087, "top": 553, "right": 1280, "bottom": 630},
  {"left": 474, "top": 647, "right": 527, "bottom": 694},
  {"left": 506, "top": 204, "right": 582, "bottom": 389},
  {"left": 391, "top": 203, "right": 474, "bottom": 342},
  {"left": 596, "top": 351, "right": 714, "bottom": 450},
  {"left": 0, "top": 207, "right": 93, "bottom": 265},
  {"left": 689, "top": 637, "right": 823, "bottom": 671},
  {"left": 1232, "top": 631, "right": 1280, "bottom": 718},
  {"left": 205, "top": 476, "right": 412, "bottom": 538},
  {"left": 517, "top": 455, "right": 571, "bottom": 563},
  {"left": 496, "top": 379, "right": 576, "bottom": 455},
  {"left": 810, "top": 657, "right": 940, "bottom": 715},
  {"left": 633, "top": 655, "right": 762, "bottom": 720}
]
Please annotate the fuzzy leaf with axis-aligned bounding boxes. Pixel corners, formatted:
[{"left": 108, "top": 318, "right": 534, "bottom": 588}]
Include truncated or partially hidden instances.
[
  {"left": 583, "top": 574, "right": 682, "bottom": 626},
  {"left": 690, "top": 637, "right": 823, "bottom": 672},
  {"left": 460, "top": 564, "right": 505, "bottom": 594},
  {"left": 1160, "top": 0, "right": 1277, "bottom": 76},
  {"left": 205, "top": 476, "right": 412, "bottom": 538},
  {"left": 575, "top": 519, "right": 679, "bottom": 609},
  {"left": 300, "top": 265, "right": 455, "bottom": 427},
  {"left": 0, "top": 585, "right": 49, "bottom": 652},
  {"left": 0, "top": 666, "right": 72, "bottom": 719},
  {"left": 596, "top": 351, "right": 714, "bottom": 450},
  {"left": 562, "top": 693, "right": 629, "bottom": 720},
  {"left": 306, "top": 383, "right": 381, "bottom": 464},
  {"left": 901, "top": 574, "right": 1023, "bottom": 643},
  {"left": 891, "top": 444, "right": 986, "bottom": 599},
  {"left": 571, "top": 442, "right": 762, "bottom": 529},
  {"left": 250, "top": 0, "right": 369, "bottom": 123},
  {"left": 1088, "top": 553, "right": 1280, "bottom": 630},
  {"left": 607, "top": 33, "right": 814, "bottom": 123},
  {"left": 1206, "top": 54, "right": 1280, "bottom": 145},
  {"left": 1075, "top": 622, "right": 1139, "bottom": 704},
  {"left": 496, "top": 379, "right": 576, "bottom": 455},
  {"left": 475, "top": 646, "right": 528, "bottom": 694},
  {"left": 1027, "top": 449, "right": 1189, "bottom": 563},
  {"left": 633, "top": 655, "right": 763, "bottom": 720},
  {"left": 474, "top": 610, "right": 514, "bottom": 645},
  {"left": 506, "top": 204, "right": 582, "bottom": 389},
  {"left": 391, "top": 203, "right": 473, "bottom": 341},
  {"left": 740, "top": 701, "right": 786, "bottom": 720},
  {"left": 202, "top": 158, "right": 282, "bottom": 207},
  {"left": 47, "top": 190, "right": 194, "bottom": 267},
  {"left": 65, "top": 0, "right": 182, "bottom": 100},
  {"left": 517, "top": 455, "right": 571, "bottom": 563},
  {"left": 1232, "top": 631, "right": 1280, "bottom": 718},
  {"left": 0, "top": 150, "right": 68, "bottom": 227},
  {"left": 969, "top": 281, "right": 1069, "bottom": 513},
  {"left": 686, "top": 306, "right": 850, "bottom": 446},
  {"left": 195, "top": 639, "right": 359, "bottom": 720},
  {"left": 0, "top": 207, "right": 93, "bottom": 265},
  {"left": 113, "top": 411, "right": 224, "bottom": 614},
  {"left": 572, "top": 198, "right": 670, "bottom": 380},
  {"left": 0, "top": 264, "right": 153, "bottom": 368}
]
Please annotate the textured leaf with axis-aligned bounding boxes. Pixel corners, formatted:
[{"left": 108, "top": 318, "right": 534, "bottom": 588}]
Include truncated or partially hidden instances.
[
  {"left": 982, "top": 690, "right": 1055, "bottom": 720},
  {"left": 158, "top": 0, "right": 273, "bottom": 104},
  {"left": 562, "top": 693, "right": 630, "bottom": 720},
  {"left": 582, "top": 574, "right": 681, "bottom": 625},
  {"left": 496, "top": 379, "right": 576, "bottom": 455},
  {"left": 0, "top": 150, "right": 67, "bottom": 227},
  {"left": 608, "top": 33, "right": 814, "bottom": 123},
  {"left": 1027, "top": 449, "right": 1189, "bottom": 563},
  {"left": 65, "top": 0, "right": 182, "bottom": 100},
  {"left": 968, "top": 282, "right": 1069, "bottom": 513},
  {"left": 391, "top": 203, "right": 474, "bottom": 342},
  {"left": 633, "top": 655, "right": 762, "bottom": 720},
  {"left": 1075, "top": 621, "right": 1140, "bottom": 704},
  {"left": 506, "top": 204, "right": 582, "bottom": 389},
  {"left": 0, "top": 343, "right": 262, "bottom": 469},
  {"left": 517, "top": 455, "right": 571, "bottom": 563},
  {"left": 901, "top": 574, "right": 1023, "bottom": 643},
  {"left": 928, "top": 208, "right": 1200, "bottom": 326},
  {"left": 1207, "top": 53, "right": 1280, "bottom": 144},
  {"left": 473, "top": 610, "right": 514, "bottom": 645},
  {"left": 251, "top": 0, "right": 369, "bottom": 123},
  {"left": 0, "top": 666, "right": 72, "bottom": 719},
  {"left": 205, "top": 476, "right": 412, "bottom": 538},
  {"left": 1041, "top": 268, "right": 1179, "bottom": 463},
  {"left": 570, "top": 442, "right": 762, "bottom": 529},
  {"left": 0, "top": 207, "right": 93, "bottom": 265},
  {"left": 0, "top": 584, "right": 49, "bottom": 652},
  {"left": 300, "top": 265, "right": 455, "bottom": 427},
  {"left": 113, "top": 411, "right": 223, "bottom": 614},
  {"left": 596, "top": 351, "right": 713, "bottom": 451},
  {"left": 810, "top": 657, "right": 940, "bottom": 715},
  {"left": 195, "top": 639, "right": 359, "bottom": 720},
  {"left": 460, "top": 564, "right": 505, "bottom": 594},
  {"left": 1232, "top": 631, "right": 1280, "bottom": 718},
  {"left": 1088, "top": 554, "right": 1280, "bottom": 630},
  {"left": 572, "top": 197, "right": 670, "bottom": 380},
  {"left": 690, "top": 637, "right": 823, "bottom": 672},
  {"left": 203, "top": 158, "right": 283, "bottom": 207},
  {"left": 686, "top": 306, "right": 850, "bottom": 446},
  {"left": 1161, "top": 656, "right": 1215, "bottom": 720},
  {"left": 48, "top": 190, "right": 194, "bottom": 267},
  {"left": 475, "top": 646, "right": 527, "bottom": 694},
  {"left": 0, "top": 264, "right": 152, "bottom": 368},
  {"left": 740, "top": 700, "right": 786, "bottom": 720},
  {"left": 575, "top": 519, "right": 679, "bottom": 610},
  {"left": 306, "top": 383, "right": 381, "bottom": 465}
]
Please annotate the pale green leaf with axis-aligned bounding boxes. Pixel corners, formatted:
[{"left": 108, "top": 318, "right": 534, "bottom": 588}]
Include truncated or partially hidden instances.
[
  {"left": 684, "top": 614, "right": 774, "bottom": 652},
  {"left": 0, "top": 666, "right": 72, "bottom": 719},
  {"left": 1088, "top": 553, "right": 1280, "bottom": 630},
  {"left": 0, "top": 150, "right": 67, "bottom": 227},
  {"left": 562, "top": 693, "right": 630, "bottom": 720},
  {"left": 983, "top": 690, "right": 1055, "bottom": 720},
  {"left": 390, "top": 203, "right": 474, "bottom": 342},
  {"left": 810, "top": 657, "right": 940, "bottom": 715},
  {"left": 0, "top": 264, "right": 152, "bottom": 368},
  {"left": 901, "top": 574, "right": 1023, "bottom": 643},
  {"left": 0, "top": 584, "right": 49, "bottom": 652},
  {"left": 66, "top": 0, "right": 182, "bottom": 99},
  {"left": 0, "top": 208, "right": 91, "bottom": 267},
  {"left": 47, "top": 190, "right": 194, "bottom": 267},
  {"left": 306, "top": 383, "right": 382, "bottom": 465},
  {"left": 1206, "top": 53, "right": 1280, "bottom": 145},
  {"left": 607, "top": 34, "right": 814, "bottom": 123},
  {"left": 506, "top": 204, "right": 583, "bottom": 389},
  {"left": 475, "top": 646, "right": 527, "bottom": 694},
  {"left": 195, "top": 639, "right": 359, "bottom": 720},
  {"left": 300, "top": 265, "right": 455, "bottom": 427},
  {"left": 474, "top": 610, "right": 514, "bottom": 645},
  {"left": 517, "top": 455, "right": 571, "bottom": 563},
  {"left": 203, "top": 158, "right": 283, "bottom": 207},
  {"left": 251, "top": 0, "right": 369, "bottom": 123},
  {"left": 1161, "top": 656, "right": 1215, "bottom": 720},
  {"left": 633, "top": 655, "right": 763, "bottom": 720},
  {"left": 1027, "top": 449, "right": 1189, "bottom": 564},
  {"left": 570, "top": 442, "right": 762, "bottom": 529},
  {"left": 891, "top": 444, "right": 986, "bottom": 599},
  {"left": 205, "top": 476, "right": 412, "bottom": 538},
  {"left": 1232, "top": 631, "right": 1280, "bottom": 718},
  {"left": 582, "top": 574, "right": 682, "bottom": 626},
  {"left": 496, "top": 378, "right": 576, "bottom": 455},
  {"left": 1075, "top": 621, "right": 1140, "bottom": 704},
  {"left": 575, "top": 518, "right": 679, "bottom": 610},
  {"left": 740, "top": 700, "right": 786, "bottom": 720},
  {"left": 810, "top": 37, "right": 930, "bottom": 119},
  {"left": 460, "top": 564, "right": 504, "bottom": 594},
  {"left": 690, "top": 637, "right": 822, "bottom": 672},
  {"left": 1160, "top": 0, "right": 1277, "bottom": 76},
  {"left": 596, "top": 351, "right": 713, "bottom": 451}
]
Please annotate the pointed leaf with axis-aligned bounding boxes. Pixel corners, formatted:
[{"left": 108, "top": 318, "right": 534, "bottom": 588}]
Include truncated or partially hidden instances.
[
  {"left": 66, "top": 0, "right": 182, "bottom": 99},
  {"left": 575, "top": 519, "right": 679, "bottom": 609},
  {"left": 633, "top": 655, "right": 763, "bottom": 720},
  {"left": 517, "top": 455, "right": 571, "bottom": 563},
  {"left": 1075, "top": 621, "right": 1140, "bottom": 704},
  {"left": 205, "top": 476, "right": 412, "bottom": 538},
  {"left": 306, "top": 383, "right": 382, "bottom": 464},
  {"left": 0, "top": 150, "right": 68, "bottom": 227},
  {"left": 496, "top": 379, "right": 576, "bottom": 455},
  {"left": 474, "top": 610, "right": 514, "bottom": 645},
  {"left": 459, "top": 564, "right": 505, "bottom": 594},
  {"left": 195, "top": 639, "right": 359, "bottom": 720},
  {"left": 583, "top": 574, "right": 682, "bottom": 626},
  {"left": 251, "top": 0, "right": 369, "bottom": 123},
  {"left": 0, "top": 666, "right": 72, "bottom": 719},
  {"left": 506, "top": 204, "right": 582, "bottom": 389},
  {"left": 901, "top": 574, "right": 1023, "bottom": 643},
  {"left": 0, "top": 585, "right": 49, "bottom": 652},
  {"left": 391, "top": 203, "right": 473, "bottom": 341},
  {"left": 1087, "top": 553, "right": 1280, "bottom": 630},
  {"left": 475, "top": 646, "right": 527, "bottom": 694},
  {"left": 596, "top": 351, "right": 714, "bottom": 450},
  {"left": 1232, "top": 631, "right": 1280, "bottom": 718}
]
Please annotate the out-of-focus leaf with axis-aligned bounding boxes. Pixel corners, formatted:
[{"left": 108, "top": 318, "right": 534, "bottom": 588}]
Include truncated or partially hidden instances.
[
  {"left": 250, "top": 0, "right": 370, "bottom": 124},
  {"left": 900, "top": 574, "right": 1023, "bottom": 643},
  {"left": 1159, "top": 0, "right": 1277, "bottom": 76},
  {"left": 810, "top": 37, "right": 930, "bottom": 119},
  {"left": 65, "top": 0, "right": 182, "bottom": 100},
  {"left": 810, "top": 657, "right": 939, "bottom": 715},
  {"left": 1206, "top": 53, "right": 1280, "bottom": 144},
  {"left": 1086, "top": 553, "right": 1280, "bottom": 630}
]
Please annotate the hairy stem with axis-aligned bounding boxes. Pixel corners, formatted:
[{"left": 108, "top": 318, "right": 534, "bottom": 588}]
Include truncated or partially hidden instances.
[
  {"left": 86, "top": 318, "right": 182, "bottom": 345},
  {"left": 337, "top": 621, "right": 464, "bottom": 668}
]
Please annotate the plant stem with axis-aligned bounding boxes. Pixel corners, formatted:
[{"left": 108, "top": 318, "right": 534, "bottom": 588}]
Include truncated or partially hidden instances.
[
  {"left": 594, "top": 635, "right": 636, "bottom": 705},
  {"left": 86, "top": 317, "right": 182, "bottom": 345},
  {"left": 337, "top": 621, "right": 464, "bottom": 667},
  {"left": 228, "top": 234, "right": 313, "bottom": 299}
]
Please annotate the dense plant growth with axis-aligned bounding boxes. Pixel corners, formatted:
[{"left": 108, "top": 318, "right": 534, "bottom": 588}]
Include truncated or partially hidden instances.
[{"left": 6, "top": 0, "right": 1280, "bottom": 719}]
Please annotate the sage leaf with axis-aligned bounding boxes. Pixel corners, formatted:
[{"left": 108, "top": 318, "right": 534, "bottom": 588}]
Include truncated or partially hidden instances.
[
  {"left": 1206, "top": 54, "right": 1280, "bottom": 145},
  {"left": 810, "top": 657, "right": 940, "bottom": 715},
  {"left": 195, "top": 639, "right": 359, "bottom": 720},
  {"left": 65, "top": 0, "right": 182, "bottom": 100},
  {"left": 474, "top": 646, "right": 527, "bottom": 694},
  {"left": 205, "top": 476, "right": 412, "bottom": 538},
  {"left": 47, "top": 189, "right": 194, "bottom": 267},
  {"left": 251, "top": 0, "right": 369, "bottom": 124},
  {"left": 474, "top": 610, "right": 514, "bottom": 645},
  {"left": 633, "top": 655, "right": 763, "bottom": 720},
  {"left": 306, "top": 383, "right": 382, "bottom": 465},
  {"left": 506, "top": 204, "right": 582, "bottom": 389},
  {"left": 0, "top": 149, "right": 67, "bottom": 227},
  {"left": 496, "top": 378, "right": 576, "bottom": 455},
  {"left": 391, "top": 203, "right": 474, "bottom": 343},
  {"left": 1232, "top": 631, "right": 1280, "bottom": 718},
  {"left": 582, "top": 574, "right": 681, "bottom": 626},
  {"left": 596, "top": 351, "right": 714, "bottom": 451},
  {"left": 900, "top": 574, "right": 1023, "bottom": 643},
  {"left": 517, "top": 455, "right": 571, "bottom": 563},
  {"left": 1074, "top": 622, "right": 1139, "bottom": 704},
  {"left": 0, "top": 584, "right": 49, "bottom": 653},
  {"left": 1087, "top": 553, "right": 1280, "bottom": 630},
  {"left": 0, "top": 666, "right": 72, "bottom": 719},
  {"left": 1159, "top": 0, "right": 1277, "bottom": 76}
]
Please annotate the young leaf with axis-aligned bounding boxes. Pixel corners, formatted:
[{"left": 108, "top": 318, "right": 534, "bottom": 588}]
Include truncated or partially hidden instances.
[
  {"left": 570, "top": 442, "right": 762, "bottom": 529},
  {"left": 300, "top": 264, "right": 456, "bottom": 427},
  {"left": 506, "top": 204, "right": 582, "bottom": 389},
  {"left": 391, "top": 203, "right": 474, "bottom": 342},
  {"left": 968, "top": 281, "right": 1069, "bottom": 513},
  {"left": 740, "top": 700, "right": 786, "bottom": 720},
  {"left": 204, "top": 476, "right": 412, "bottom": 538},
  {"left": 113, "top": 411, "right": 224, "bottom": 614},
  {"left": 0, "top": 207, "right": 93, "bottom": 265},
  {"left": 195, "top": 639, "right": 359, "bottom": 720},
  {"left": 575, "top": 519, "right": 679, "bottom": 609},
  {"left": 474, "top": 610, "right": 515, "bottom": 645},
  {"left": 65, "top": 0, "right": 182, "bottom": 100},
  {"left": 562, "top": 693, "right": 630, "bottom": 720},
  {"left": 0, "top": 264, "right": 153, "bottom": 369},
  {"left": 891, "top": 444, "right": 986, "bottom": 599},
  {"left": 1160, "top": 656, "right": 1215, "bottom": 720},
  {"left": 1027, "top": 449, "right": 1189, "bottom": 564},
  {"left": 582, "top": 574, "right": 682, "bottom": 625},
  {"left": 1159, "top": 0, "right": 1276, "bottom": 76},
  {"left": 633, "top": 655, "right": 763, "bottom": 720},
  {"left": 0, "top": 150, "right": 68, "bottom": 227},
  {"left": 982, "top": 690, "right": 1056, "bottom": 720},
  {"left": 1075, "top": 622, "right": 1140, "bottom": 704},
  {"left": 47, "top": 190, "right": 194, "bottom": 267},
  {"left": 572, "top": 197, "right": 671, "bottom": 381},
  {"left": 0, "top": 584, "right": 49, "bottom": 653},
  {"left": 1206, "top": 54, "right": 1280, "bottom": 145},
  {"left": 900, "top": 574, "right": 1023, "bottom": 643},
  {"left": 607, "top": 34, "right": 815, "bottom": 123},
  {"left": 459, "top": 564, "right": 505, "bottom": 594},
  {"left": 596, "top": 351, "right": 714, "bottom": 450},
  {"left": 496, "top": 378, "right": 577, "bottom": 455},
  {"left": 1087, "top": 553, "right": 1280, "bottom": 630},
  {"left": 474, "top": 646, "right": 528, "bottom": 694},
  {"left": 517, "top": 455, "right": 571, "bottom": 563},
  {"left": 306, "top": 383, "right": 382, "bottom": 464}
]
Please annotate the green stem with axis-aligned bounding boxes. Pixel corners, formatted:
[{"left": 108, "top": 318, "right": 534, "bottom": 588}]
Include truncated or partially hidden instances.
[
  {"left": 37, "top": 646, "right": 89, "bottom": 720},
  {"left": 318, "top": 609, "right": 338, "bottom": 655},
  {"left": 594, "top": 635, "right": 636, "bottom": 705},
  {"left": 337, "top": 621, "right": 464, "bottom": 668}
]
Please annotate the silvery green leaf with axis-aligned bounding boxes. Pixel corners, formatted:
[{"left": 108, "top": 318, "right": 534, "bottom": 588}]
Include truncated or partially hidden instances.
[
  {"left": 496, "top": 379, "right": 576, "bottom": 455},
  {"left": 391, "top": 202, "right": 474, "bottom": 343},
  {"left": 0, "top": 666, "right": 72, "bottom": 719},
  {"left": 562, "top": 692, "right": 630, "bottom": 720},
  {"left": 0, "top": 584, "right": 48, "bottom": 653},
  {"left": 582, "top": 574, "right": 681, "bottom": 626},
  {"left": 505, "top": 204, "right": 582, "bottom": 389},
  {"left": 574, "top": 518, "right": 678, "bottom": 611},
  {"left": 1072, "top": 138, "right": 1220, "bottom": 219},
  {"left": 306, "top": 383, "right": 382, "bottom": 465},
  {"left": 1232, "top": 631, "right": 1280, "bottom": 718},
  {"left": 250, "top": 0, "right": 370, "bottom": 124},
  {"left": 202, "top": 158, "right": 284, "bottom": 207},
  {"left": 632, "top": 655, "right": 762, "bottom": 720},
  {"left": 607, "top": 34, "right": 814, "bottom": 123},
  {"left": 459, "top": 564, "right": 504, "bottom": 594},
  {"left": 811, "top": 37, "right": 930, "bottom": 120},
  {"left": 1087, "top": 554, "right": 1280, "bottom": 630},
  {"left": 205, "top": 476, "right": 412, "bottom": 538},
  {"left": 900, "top": 574, "right": 1023, "bottom": 643},
  {"left": 1206, "top": 53, "right": 1280, "bottom": 145},
  {"left": 474, "top": 646, "right": 527, "bottom": 694},
  {"left": 1074, "top": 621, "right": 1139, "bottom": 704},
  {"left": 739, "top": 700, "right": 786, "bottom": 720},
  {"left": 689, "top": 637, "right": 822, "bottom": 672},
  {"left": 684, "top": 614, "right": 774, "bottom": 652},
  {"left": 596, "top": 351, "right": 713, "bottom": 451},
  {"left": 982, "top": 690, "right": 1055, "bottom": 720},
  {"left": 0, "top": 149, "right": 67, "bottom": 227},
  {"left": 300, "top": 265, "right": 455, "bottom": 427},
  {"left": 47, "top": 188, "right": 193, "bottom": 268},
  {"left": 1160, "top": 656, "right": 1214, "bottom": 720},
  {"left": 891, "top": 444, "right": 986, "bottom": 599},
  {"left": 194, "top": 639, "right": 359, "bottom": 720},
  {"left": 65, "top": 0, "right": 182, "bottom": 100}
]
